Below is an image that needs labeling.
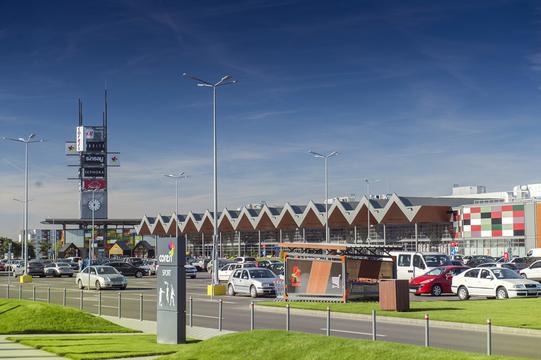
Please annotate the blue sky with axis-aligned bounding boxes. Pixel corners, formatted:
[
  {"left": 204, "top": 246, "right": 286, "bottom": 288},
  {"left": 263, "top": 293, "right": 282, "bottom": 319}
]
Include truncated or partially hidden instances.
[{"left": 1, "top": 0, "right": 541, "bottom": 239}]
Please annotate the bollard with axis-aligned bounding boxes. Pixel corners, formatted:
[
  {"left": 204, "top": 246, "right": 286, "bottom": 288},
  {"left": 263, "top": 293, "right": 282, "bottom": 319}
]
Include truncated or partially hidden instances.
[
  {"left": 372, "top": 309, "right": 377, "bottom": 341},
  {"left": 250, "top": 301, "right": 255, "bottom": 330},
  {"left": 286, "top": 304, "right": 290, "bottom": 332},
  {"left": 80, "top": 289, "right": 83, "bottom": 310},
  {"left": 424, "top": 314, "right": 430, "bottom": 347},
  {"left": 218, "top": 299, "right": 223, "bottom": 331},
  {"left": 62, "top": 288, "right": 66, "bottom": 306},
  {"left": 47, "top": 287, "right": 51, "bottom": 304},
  {"left": 118, "top": 292, "right": 122, "bottom": 318},
  {"left": 139, "top": 293, "right": 144, "bottom": 321},
  {"left": 326, "top": 306, "right": 331, "bottom": 336},
  {"left": 189, "top": 296, "right": 193, "bottom": 327},
  {"left": 98, "top": 291, "right": 102, "bottom": 316},
  {"left": 32, "top": 286, "right": 36, "bottom": 301},
  {"left": 487, "top": 319, "right": 492, "bottom": 356}
]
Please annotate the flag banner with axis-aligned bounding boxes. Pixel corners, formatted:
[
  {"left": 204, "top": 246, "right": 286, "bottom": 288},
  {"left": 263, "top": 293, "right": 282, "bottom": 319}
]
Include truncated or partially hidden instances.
[
  {"left": 108, "top": 153, "right": 120, "bottom": 166},
  {"left": 65, "top": 142, "right": 77, "bottom": 155}
]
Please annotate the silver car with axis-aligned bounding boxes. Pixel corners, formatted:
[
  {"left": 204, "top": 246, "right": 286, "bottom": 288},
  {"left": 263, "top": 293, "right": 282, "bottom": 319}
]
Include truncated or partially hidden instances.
[
  {"left": 44, "top": 262, "right": 74, "bottom": 277},
  {"left": 76, "top": 265, "right": 128, "bottom": 290},
  {"left": 227, "top": 267, "right": 277, "bottom": 298}
]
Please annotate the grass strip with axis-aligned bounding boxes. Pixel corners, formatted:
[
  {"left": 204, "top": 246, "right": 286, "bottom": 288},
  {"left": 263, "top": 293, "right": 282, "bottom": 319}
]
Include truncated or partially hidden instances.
[{"left": 258, "top": 297, "right": 541, "bottom": 329}]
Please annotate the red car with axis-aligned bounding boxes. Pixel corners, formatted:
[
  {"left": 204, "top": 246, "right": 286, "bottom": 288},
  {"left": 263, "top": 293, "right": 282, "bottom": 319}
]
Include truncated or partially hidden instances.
[{"left": 409, "top": 266, "right": 469, "bottom": 296}]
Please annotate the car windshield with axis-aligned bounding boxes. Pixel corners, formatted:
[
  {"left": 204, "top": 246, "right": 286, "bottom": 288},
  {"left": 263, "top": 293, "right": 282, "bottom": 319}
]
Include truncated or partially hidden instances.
[
  {"left": 424, "top": 255, "right": 450, "bottom": 267},
  {"left": 492, "top": 268, "right": 522, "bottom": 279},
  {"left": 95, "top": 266, "right": 119, "bottom": 275},
  {"left": 424, "top": 267, "right": 445, "bottom": 276},
  {"left": 248, "top": 269, "right": 275, "bottom": 279},
  {"left": 56, "top": 263, "right": 70, "bottom": 267}
]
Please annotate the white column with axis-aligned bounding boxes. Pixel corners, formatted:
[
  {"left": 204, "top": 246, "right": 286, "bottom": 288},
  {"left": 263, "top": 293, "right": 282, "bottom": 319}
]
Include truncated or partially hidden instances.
[
  {"left": 202, "top": 232, "right": 205, "bottom": 257},
  {"left": 258, "top": 230, "right": 261, "bottom": 257},
  {"left": 383, "top": 224, "right": 386, "bottom": 245},
  {"left": 354, "top": 226, "right": 357, "bottom": 243},
  {"left": 415, "top": 223, "right": 418, "bottom": 251},
  {"left": 237, "top": 231, "right": 241, "bottom": 256}
]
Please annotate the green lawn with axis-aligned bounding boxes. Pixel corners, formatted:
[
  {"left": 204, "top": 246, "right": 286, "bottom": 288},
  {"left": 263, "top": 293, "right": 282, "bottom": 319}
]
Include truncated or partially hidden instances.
[
  {"left": 158, "top": 330, "right": 521, "bottom": 360},
  {"left": 0, "top": 299, "right": 135, "bottom": 334},
  {"left": 258, "top": 298, "right": 541, "bottom": 329},
  {"left": 9, "top": 334, "right": 193, "bottom": 360}
]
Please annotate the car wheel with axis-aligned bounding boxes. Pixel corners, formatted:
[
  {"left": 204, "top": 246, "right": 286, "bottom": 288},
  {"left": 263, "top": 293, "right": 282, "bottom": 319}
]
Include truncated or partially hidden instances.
[
  {"left": 135, "top": 271, "right": 143, "bottom": 278},
  {"left": 250, "top": 285, "right": 258, "bottom": 298},
  {"left": 496, "top": 287, "right": 508, "bottom": 299},
  {"left": 431, "top": 284, "right": 443, "bottom": 296},
  {"left": 413, "top": 293, "right": 421, "bottom": 296},
  {"left": 121, "top": 285, "right": 127, "bottom": 290},
  {"left": 190, "top": 275, "right": 196, "bottom": 279},
  {"left": 69, "top": 274, "right": 73, "bottom": 278},
  {"left": 457, "top": 286, "right": 469, "bottom": 300},
  {"left": 228, "top": 284, "right": 236, "bottom": 296},
  {"left": 78, "top": 280, "right": 84, "bottom": 289},
  {"left": 95, "top": 281, "right": 101, "bottom": 291}
]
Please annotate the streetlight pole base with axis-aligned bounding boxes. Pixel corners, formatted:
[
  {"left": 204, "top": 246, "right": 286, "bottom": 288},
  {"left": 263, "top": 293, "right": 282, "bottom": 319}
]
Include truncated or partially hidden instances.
[
  {"left": 19, "top": 275, "right": 32, "bottom": 284},
  {"left": 207, "top": 284, "right": 226, "bottom": 296}
]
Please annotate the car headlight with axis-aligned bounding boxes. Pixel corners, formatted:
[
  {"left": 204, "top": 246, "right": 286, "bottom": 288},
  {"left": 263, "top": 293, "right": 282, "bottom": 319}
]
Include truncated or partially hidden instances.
[
  {"left": 513, "top": 284, "right": 525, "bottom": 289},
  {"left": 420, "top": 279, "right": 434, "bottom": 285}
]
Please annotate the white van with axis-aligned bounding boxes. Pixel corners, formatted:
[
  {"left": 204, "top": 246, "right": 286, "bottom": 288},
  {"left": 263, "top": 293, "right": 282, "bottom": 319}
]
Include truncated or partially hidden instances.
[
  {"left": 390, "top": 252, "right": 451, "bottom": 280},
  {"left": 526, "top": 248, "right": 541, "bottom": 257}
]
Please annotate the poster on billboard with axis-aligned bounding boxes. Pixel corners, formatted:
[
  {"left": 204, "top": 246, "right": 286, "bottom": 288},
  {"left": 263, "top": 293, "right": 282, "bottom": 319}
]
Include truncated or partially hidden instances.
[
  {"left": 81, "top": 168, "right": 105, "bottom": 178},
  {"left": 82, "top": 154, "right": 105, "bottom": 166},
  {"left": 108, "top": 153, "right": 120, "bottom": 166},
  {"left": 86, "top": 142, "right": 105, "bottom": 152},
  {"left": 76, "top": 126, "right": 86, "bottom": 152},
  {"left": 286, "top": 258, "right": 344, "bottom": 297},
  {"left": 82, "top": 179, "right": 106, "bottom": 191},
  {"left": 65, "top": 142, "right": 78, "bottom": 155}
]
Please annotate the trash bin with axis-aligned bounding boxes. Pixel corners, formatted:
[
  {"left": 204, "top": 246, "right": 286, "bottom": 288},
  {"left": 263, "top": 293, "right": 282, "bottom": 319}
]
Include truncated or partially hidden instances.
[{"left": 379, "top": 279, "right": 409, "bottom": 312}]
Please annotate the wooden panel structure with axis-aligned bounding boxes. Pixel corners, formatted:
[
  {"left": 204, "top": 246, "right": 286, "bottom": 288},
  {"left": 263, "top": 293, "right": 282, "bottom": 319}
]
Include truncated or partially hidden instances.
[
  {"left": 306, "top": 260, "right": 332, "bottom": 294},
  {"left": 379, "top": 279, "right": 409, "bottom": 312}
]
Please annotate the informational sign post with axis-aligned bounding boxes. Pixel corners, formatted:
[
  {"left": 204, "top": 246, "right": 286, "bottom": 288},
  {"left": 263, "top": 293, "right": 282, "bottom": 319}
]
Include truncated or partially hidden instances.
[{"left": 157, "top": 237, "right": 186, "bottom": 344}]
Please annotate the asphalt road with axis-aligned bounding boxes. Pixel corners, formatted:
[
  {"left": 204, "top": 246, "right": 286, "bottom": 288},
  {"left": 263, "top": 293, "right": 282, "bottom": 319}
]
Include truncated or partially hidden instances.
[{"left": 0, "top": 272, "right": 538, "bottom": 359}]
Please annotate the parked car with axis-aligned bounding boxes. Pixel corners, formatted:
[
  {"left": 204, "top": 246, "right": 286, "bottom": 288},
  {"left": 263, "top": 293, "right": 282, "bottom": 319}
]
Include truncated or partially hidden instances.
[
  {"left": 452, "top": 267, "right": 541, "bottom": 300},
  {"left": 477, "top": 262, "right": 519, "bottom": 272},
  {"left": 140, "top": 259, "right": 157, "bottom": 275},
  {"left": 450, "top": 255, "right": 464, "bottom": 264},
  {"left": 207, "top": 259, "right": 234, "bottom": 274},
  {"left": 527, "top": 248, "right": 541, "bottom": 257},
  {"left": 258, "top": 259, "right": 282, "bottom": 268},
  {"left": 44, "top": 262, "right": 74, "bottom": 277},
  {"left": 409, "top": 266, "right": 469, "bottom": 296},
  {"left": 519, "top": 260, "right": 541, "bottom": 281},
  {"left": 76, "top": 265, "right": 127, "bottom": 290},
  {"left": 234, "top": 256, "right": 257, "bottom": 264},
  {"left": 185, "top": 264, "right": 197, "bottom": 279},
  {"left": 193, "top": 258, "right": 211, "bottom": 271},
  {"left": 125, "top": 257, "right": 144, "bottom": 267},
  {"left": 14, "top": 260, "right": 45, "bottom": 277},
  {"left": 218, "top": 262, "right": 257, "bottom": 281},
  {"left": 227, "top": 267, "right": 277, "bottom": 298},
  {"left": 105, "top": 261, "right": 146, "bottom": 278},
  {"left": 465, "top": 256, "right": 496, "bottom": 268},
  {"left": 268, "top": 262, "right": 285, "bottom": 279},
  {"left": 390, "top": 252, "right": 451, "bottom": 280}
]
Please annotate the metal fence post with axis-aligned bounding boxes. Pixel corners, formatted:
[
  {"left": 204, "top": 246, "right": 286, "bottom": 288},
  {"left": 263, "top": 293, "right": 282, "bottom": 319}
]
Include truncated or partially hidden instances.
[
  {"left": 18, "top": 284, "right": 21, "bottom": 300},
  {"left": 487, "top": 319, "right": 492, "bottom": 356},
  {"left": 98, "top": 291, "right": 102, "bottom": 316},
  {"left": 32, "top": 286, "right": 36, "bottom": 301},
  {"left": 372, "top": 309, "right": 377, "bottom": 341},
  {"left": 117, "top": 292, "right": 122, "bottom": 318},
  {"left": 62, "top": 288, "right": 66, "bottom": 306},
  {"left": 286, "top": 304, "right": 290, "bottom": 332},
  {"left": 6, "top": 283, "right": 9, "bottom": 299},
  {"left": 139, "top": 293, "right": 143, "bottom": 321},
  {"left": 80, "top": 289, "right": 83, "bottom": 310},
  {"left": 424, "top": 314, "right": 430, "bottom": 347},
  {"left": 250, "top": 301, "right": 255, "bottom": 330},
  {"left": 47, "top": 287, "right": 51, "bottom": 304},
  {"left": 326, "top": 306, "right": 331, "bottom": 336},
  {"left": 218, "top": 299, "right": 223, "bottom": 331},
  {"left": 189, "top": 296, "right": 193, "bottom": 327}
]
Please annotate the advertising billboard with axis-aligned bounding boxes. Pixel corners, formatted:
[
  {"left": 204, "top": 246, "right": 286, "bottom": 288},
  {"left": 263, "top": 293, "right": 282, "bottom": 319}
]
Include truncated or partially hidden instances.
[
  {"left": 76, "top": 126, "right": 86, "bottom": 152},
  {"left": 82, "top": 179, "right": 107, "bottom": 191},
  {"left": 82, "top": 154, "right": 105, "bottom": 166},
  {"left": 81, "top": 168, "right": 105, "bottom": 178},
  {"left": 86, "top": 141, "right": 105, "bottom": 152},
  {"left": 286, "top": 258, "right": 344, "bottom": 297}
]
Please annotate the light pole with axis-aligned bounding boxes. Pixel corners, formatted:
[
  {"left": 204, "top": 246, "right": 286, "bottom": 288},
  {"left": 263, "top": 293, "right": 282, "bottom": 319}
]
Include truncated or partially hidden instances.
[
  {"left": 363, "top": 178, "right": 380, "bottom": 243},
  {"left": 3, "top": 134, "right": 45, "bottom": 274},
  {"left": 13, "top": 199, "right": 26, "bottom": 262},
  {"left": 87, "top": 188, "right": 100, "bottom": 288},
  {"left": 164, "top": 172, "right": 187, "bottom": 253},
  {"left": 309, "top": 151, "right": 339, "bottom": 243},
  {"left": 183, "top": 73, "right": 237, "bottom": 286}
]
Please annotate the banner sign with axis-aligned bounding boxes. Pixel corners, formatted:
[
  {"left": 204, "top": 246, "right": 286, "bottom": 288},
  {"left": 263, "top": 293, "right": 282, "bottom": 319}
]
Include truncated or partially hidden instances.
[
  {"left": 82, "top": 154, "right": 105, "bottom": 166},
  {"left": 76, "top": 126, "right": 86, "bottom": 152},
  {"left": 65, "top": 142, "right": 78, "bottom": 155},
  {"left": 108, "top": 153, "right": 120, "bottom": 166},
  {"left": 85, "top": 128, "right": 95, "bottom": 139},
  {"left": 82, "top": 179, "right": 107, "bottom": 190},
  {"left": 86, "top": 142, "right": 105, "bottom": 152},
  {"left": 81, "top": 168, "right": 105, "bottom": 178}
]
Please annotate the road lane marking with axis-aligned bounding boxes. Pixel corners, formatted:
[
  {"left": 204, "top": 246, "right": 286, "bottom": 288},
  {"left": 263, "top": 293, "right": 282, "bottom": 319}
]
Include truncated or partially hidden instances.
[{"left": 318, "top": 328, "right": 386, "bottom": 337}]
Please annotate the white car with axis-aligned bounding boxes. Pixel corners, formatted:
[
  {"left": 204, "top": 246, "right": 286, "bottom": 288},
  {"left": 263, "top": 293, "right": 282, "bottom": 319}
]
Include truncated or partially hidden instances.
[
  {"left": 227, "top": 267, "right": 277, "bottom": 298},
  {"left": 452, "top": 267, "right": 541, "bottom": 300},
  {"left": 218, "top": 262, "right": 257, "bottom": 281},
  {"left": 520, "top": 260, "right": 541, "bottom": 281},
  {"left": 140, "top": 259, "right": 157, "bottom": 275},
  {"left": 76, "top": 265, "right": 128, "bottom": 290}
]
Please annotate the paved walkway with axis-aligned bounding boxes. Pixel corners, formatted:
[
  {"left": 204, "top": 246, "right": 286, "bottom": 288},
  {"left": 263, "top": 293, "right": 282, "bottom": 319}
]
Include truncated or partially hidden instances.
[{"left": 0, "top": 335, "right": 65, "bottom": 359}]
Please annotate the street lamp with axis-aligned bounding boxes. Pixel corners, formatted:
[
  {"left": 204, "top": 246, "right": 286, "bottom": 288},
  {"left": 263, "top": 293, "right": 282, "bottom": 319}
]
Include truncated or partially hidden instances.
[
  {"left": 3, "top": 134, "right": 45, "bottom": 274},
  {"left": 363, "top": 178, "right": 380, "bottom": 243},
  {"left": 13, "top": 198, "right": 31, "bottom": 262},
  {"left": 309, "top": 150, "right": 339, "bottom": 243},
  {"left": 164, "top": 172, "right": 187, "bottom": 253},
  {"left": 183, "top": 73, "right": 237, "bottom": 286}
]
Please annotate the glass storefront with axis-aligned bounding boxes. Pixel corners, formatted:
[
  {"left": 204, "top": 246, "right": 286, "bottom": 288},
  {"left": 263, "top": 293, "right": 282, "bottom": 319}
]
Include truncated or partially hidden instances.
[{"left": 461, "top": 238, "right": 526, "bottom": 257}]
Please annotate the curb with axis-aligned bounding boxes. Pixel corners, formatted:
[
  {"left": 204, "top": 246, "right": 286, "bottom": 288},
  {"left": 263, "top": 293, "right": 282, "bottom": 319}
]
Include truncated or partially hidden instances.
[{"left": 255, "top": 304, "right": 541, "bottom": 338}]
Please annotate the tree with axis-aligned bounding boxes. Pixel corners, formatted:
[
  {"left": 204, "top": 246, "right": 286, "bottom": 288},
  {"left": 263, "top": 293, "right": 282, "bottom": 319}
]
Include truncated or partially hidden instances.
[{"left": 0, "top": 237, "right": 21, "bottom": 258}]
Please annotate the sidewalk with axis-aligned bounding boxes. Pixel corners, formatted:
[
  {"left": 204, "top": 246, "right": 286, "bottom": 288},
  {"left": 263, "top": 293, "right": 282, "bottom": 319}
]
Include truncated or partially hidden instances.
[{"left": 0, "top": 335, "right": 65, "bottom": 359}]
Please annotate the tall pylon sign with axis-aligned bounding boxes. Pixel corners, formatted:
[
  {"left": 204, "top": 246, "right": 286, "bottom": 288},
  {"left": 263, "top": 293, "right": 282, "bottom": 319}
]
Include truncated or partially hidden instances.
[{"left": 66, "top": 90, "right": 120, "bottom": 220}]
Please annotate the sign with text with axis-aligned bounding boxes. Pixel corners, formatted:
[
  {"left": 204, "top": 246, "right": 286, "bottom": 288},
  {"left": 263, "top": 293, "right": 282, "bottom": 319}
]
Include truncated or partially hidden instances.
[
  {"left": 81, "top": 168, "right": 105, "bottom": 178},
  {"left": 82, "top": 179, "right": 107, "bottom": 191},
  {"left": 76, "top": 126, "right": 86, "bottom": 152},
  {"left": 86, "top": 141, "right": 105, "bottom": 152}
]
